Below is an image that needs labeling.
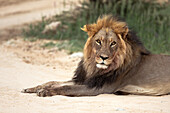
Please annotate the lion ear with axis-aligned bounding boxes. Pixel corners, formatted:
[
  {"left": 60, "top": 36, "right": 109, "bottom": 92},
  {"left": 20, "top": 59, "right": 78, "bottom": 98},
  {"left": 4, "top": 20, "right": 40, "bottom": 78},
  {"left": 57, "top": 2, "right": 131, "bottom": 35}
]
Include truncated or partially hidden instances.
[
  {"left": 81, "top": 25, "right": 88, "bottom": 32},
  {"left": 122, "top": 27, "right": 129, "bottom": 39},
  {"left": 81, "top": 24, "right": 97, "bottom": 37},
  {"left": 116, "top": 26, "right": 129, "bottom": 40}
]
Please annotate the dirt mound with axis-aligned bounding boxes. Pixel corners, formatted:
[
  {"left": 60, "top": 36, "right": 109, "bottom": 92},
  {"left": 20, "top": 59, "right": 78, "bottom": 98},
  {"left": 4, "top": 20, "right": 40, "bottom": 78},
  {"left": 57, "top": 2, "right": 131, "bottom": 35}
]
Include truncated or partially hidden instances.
[{"left": 2, "top": 38, "right": 81, "bottom": 71}]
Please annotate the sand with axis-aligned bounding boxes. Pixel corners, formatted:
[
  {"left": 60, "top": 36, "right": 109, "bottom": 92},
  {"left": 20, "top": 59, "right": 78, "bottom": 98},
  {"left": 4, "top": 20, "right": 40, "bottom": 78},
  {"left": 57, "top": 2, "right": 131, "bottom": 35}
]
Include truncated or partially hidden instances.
[
  {"left": 0, "top": 0, "right": 169, "bottom": 112},
  {"left": 0, "top": 38, "right": 170, "bottom": 113}
]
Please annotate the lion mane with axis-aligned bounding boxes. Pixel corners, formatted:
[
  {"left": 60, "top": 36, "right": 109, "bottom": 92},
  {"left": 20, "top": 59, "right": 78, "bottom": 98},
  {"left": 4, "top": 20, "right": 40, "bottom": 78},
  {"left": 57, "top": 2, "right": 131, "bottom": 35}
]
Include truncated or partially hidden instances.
[{"left": 73, "top": 15, "right": 150, "bottom": 88}]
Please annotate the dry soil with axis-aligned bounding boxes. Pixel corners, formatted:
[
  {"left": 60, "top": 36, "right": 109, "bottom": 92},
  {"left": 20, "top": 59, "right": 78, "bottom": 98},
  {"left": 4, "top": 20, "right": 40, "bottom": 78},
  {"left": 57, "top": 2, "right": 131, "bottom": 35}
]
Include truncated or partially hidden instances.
[{"left": 0, "top": 0, "right": 170, "bottom": 113}]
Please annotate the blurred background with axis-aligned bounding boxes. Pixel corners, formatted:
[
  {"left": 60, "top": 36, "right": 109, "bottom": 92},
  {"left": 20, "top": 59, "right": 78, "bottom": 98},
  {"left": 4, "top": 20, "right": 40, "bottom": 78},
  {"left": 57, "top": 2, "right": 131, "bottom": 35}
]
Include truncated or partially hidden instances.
[{"left": 0, "top": 0, "right": 169, "bottom": 54}]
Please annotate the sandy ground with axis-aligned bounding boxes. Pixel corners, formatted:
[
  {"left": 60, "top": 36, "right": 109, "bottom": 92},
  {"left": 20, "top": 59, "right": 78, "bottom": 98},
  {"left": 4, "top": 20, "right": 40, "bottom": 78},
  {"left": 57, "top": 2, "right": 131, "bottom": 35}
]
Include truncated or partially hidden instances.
[
  {"left": 0, "top": 0, "right": 170, "bottom": 113},
  {"left": 1, "top": 38, "right": 170, "bottom": 113}
]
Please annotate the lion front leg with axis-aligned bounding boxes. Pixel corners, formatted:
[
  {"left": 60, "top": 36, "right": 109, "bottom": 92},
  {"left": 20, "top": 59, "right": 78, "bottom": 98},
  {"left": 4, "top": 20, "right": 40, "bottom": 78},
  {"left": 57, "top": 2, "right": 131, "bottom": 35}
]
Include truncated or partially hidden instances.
[
  {"left": 36, "top": 85, "right": 109, "bottom": 97},
  {"left": 21, "top": 80, "right": 73, "bottom": 94}
]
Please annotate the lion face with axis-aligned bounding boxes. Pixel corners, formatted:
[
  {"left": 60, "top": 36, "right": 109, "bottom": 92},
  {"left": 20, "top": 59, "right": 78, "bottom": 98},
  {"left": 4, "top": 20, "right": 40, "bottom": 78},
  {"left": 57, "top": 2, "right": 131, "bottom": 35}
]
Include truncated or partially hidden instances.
[
  {"left": 81, "top": 15, "right": 134, "bottom": 74},
  {"left": 92, "top": 28, "right": 118, "bottom": 69}
]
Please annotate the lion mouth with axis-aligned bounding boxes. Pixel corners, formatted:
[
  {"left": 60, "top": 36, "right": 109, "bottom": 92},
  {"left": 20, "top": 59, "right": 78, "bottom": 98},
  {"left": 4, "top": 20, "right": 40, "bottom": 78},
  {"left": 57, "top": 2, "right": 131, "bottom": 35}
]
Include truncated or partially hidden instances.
[{"left": 96, "top": 63, "right": 108, "bottom": 69}]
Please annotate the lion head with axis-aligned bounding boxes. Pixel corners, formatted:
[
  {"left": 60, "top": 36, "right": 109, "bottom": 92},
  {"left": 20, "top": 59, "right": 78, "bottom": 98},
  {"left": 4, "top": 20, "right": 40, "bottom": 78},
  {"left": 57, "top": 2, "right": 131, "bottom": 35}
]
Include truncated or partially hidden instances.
[{"left": 81, "top": 15, "right": 149, "bottom": 76}]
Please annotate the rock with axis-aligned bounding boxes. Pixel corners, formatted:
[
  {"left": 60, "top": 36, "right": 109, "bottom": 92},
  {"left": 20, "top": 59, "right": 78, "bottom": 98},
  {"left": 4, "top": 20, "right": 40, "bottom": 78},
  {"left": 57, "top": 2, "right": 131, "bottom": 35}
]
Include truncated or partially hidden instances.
[
  {"left": 42, "top": 21, "right": 61, "bottom": 34},
  {"left": 69, "top": 52, "right": 83, "bottom": 59},
  {"left": 115, "top": 108, "right": 126, "bottom": 111}
]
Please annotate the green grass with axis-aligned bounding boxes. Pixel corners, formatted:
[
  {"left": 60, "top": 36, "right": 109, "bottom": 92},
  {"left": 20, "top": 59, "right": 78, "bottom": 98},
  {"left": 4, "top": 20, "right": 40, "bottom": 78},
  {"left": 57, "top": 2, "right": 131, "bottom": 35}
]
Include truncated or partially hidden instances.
[{"left": 22, "top": 0, "right": 170, "bottom": 54}]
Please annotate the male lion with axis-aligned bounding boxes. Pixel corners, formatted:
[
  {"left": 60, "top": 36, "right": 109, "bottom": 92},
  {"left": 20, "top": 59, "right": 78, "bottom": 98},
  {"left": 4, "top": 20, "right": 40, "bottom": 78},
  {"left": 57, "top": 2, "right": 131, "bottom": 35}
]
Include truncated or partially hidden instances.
[{"left": 22, "top": 15, "right": 170, "bottom": 96}]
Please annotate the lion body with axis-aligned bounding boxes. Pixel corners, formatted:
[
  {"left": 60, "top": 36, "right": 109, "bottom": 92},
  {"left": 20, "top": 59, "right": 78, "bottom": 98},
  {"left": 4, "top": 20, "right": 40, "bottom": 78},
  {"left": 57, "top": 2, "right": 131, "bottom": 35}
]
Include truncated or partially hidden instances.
[
  {"left": 72, "top": 54, "right": 170, "bottom": 96},
  {"left": 117, "top": 54, "right": 170, "bottom": 95},
  {"left": 22, "top": 15, "right": 170, "bottom": 96}
]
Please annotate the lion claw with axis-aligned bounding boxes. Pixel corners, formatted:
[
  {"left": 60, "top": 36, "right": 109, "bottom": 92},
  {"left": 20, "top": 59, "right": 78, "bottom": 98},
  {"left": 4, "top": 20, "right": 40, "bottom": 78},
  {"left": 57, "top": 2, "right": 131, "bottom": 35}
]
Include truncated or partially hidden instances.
[
  {"left": 21, "top": 88, "right": 35, "bottom": 93},
  {"left": 21, "top": 89, "right": 27, "bottom": 93},
  {"left": 37, "top": 89, "right": 51, "bottom": 97}
]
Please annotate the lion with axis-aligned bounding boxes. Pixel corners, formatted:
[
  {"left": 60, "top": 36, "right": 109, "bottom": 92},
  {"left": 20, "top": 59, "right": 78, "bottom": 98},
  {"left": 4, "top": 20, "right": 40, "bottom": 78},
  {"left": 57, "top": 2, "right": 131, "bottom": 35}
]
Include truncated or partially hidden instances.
[{"left": 22, "top": 15, "right": 170, "bottom": 97}]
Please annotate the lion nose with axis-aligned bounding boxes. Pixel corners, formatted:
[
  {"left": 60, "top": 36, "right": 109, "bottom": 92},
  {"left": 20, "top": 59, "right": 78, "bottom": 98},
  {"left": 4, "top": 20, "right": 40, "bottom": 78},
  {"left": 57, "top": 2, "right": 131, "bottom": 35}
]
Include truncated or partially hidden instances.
[{"left": 100, "top": 55, "right": 109, "bottom": 60}]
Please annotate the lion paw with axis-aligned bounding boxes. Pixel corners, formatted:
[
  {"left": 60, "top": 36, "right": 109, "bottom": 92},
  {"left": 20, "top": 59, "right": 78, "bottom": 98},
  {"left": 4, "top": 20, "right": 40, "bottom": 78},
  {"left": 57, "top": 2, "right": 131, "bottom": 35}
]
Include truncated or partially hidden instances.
[
  {"left": 37, "top": 89, "right": 52, "bottom": 97},
  {"left": 21, "top": 85, "right": 42, "bottom": 93},
  {"left": 21, "top": 88, "right": 36, "bottom": 93}
]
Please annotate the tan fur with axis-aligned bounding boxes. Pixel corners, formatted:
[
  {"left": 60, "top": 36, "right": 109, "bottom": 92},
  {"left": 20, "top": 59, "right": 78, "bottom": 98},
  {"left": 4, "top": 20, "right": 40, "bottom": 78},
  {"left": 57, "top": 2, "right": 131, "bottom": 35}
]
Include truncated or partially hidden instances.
[
  {"left": 81, "top": 15, "right": 128, "bottom": 37},
  {"left": 82, "top": 15, "right": 132, "bottom": 76}
]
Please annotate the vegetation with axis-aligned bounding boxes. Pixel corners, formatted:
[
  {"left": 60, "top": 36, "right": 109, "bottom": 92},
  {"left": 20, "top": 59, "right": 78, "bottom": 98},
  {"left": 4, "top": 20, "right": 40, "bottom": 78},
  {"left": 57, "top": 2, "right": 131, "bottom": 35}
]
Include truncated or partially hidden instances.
[{"left": 23, "top": 0, "right": 170, "bottom": 54}]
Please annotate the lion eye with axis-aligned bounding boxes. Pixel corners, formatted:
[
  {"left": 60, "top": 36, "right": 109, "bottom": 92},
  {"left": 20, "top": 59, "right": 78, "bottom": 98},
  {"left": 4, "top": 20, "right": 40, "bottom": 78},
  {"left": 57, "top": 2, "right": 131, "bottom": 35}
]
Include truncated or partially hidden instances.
[
  {"left": 96, "top": 39, "right": 101, "bottom": 45},
  {"left": 110, "top": 41, "right": 116, "bottom": 47}
]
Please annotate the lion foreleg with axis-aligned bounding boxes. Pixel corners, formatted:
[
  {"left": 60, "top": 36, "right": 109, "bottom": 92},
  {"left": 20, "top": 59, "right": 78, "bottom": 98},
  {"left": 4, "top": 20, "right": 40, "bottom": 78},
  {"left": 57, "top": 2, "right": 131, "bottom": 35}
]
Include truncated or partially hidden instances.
[
  {"left": 21, "top": 80, "right": 73, "bottom": 93},
  {"left": 36, "top": 85, "right": 104, "bottom": 97}
]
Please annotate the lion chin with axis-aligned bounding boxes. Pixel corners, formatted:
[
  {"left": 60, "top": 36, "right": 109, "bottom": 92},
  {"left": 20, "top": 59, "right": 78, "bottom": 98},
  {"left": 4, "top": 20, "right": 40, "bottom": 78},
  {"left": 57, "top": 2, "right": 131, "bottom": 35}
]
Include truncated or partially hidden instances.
[{"left": 96, "top": 63, "right": 108, "bottom": 69}]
